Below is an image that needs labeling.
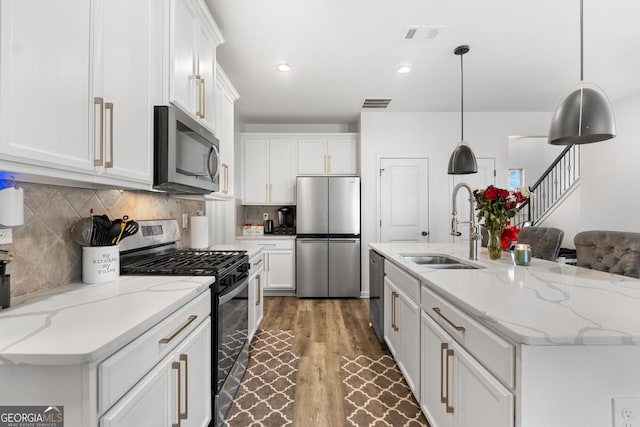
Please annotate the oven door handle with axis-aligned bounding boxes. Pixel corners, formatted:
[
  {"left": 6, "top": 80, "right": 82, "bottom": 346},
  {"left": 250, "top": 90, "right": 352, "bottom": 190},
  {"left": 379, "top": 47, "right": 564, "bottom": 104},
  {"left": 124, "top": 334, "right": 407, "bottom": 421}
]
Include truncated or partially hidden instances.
[{"left": 219, "top": 279, "right": 248, "bottom": 304}]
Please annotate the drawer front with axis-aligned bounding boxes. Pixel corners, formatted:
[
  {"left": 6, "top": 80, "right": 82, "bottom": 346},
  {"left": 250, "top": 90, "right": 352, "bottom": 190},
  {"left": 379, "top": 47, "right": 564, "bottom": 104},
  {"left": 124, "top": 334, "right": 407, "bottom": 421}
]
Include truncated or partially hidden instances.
[
  {"left": 98, "top": 290, "right": 211, "bottom": 413},
  {"left": 385, "top": 260, "right": 420, "bottom": 302},
  {"left": 249, "top": 252, "right": 265, "bottom": 279},
  {"left": 237, "top": 239, "right": 294, "bottom": 250},
  {"left": 421, "top": 285, "right": 515, "bottom": 389}
]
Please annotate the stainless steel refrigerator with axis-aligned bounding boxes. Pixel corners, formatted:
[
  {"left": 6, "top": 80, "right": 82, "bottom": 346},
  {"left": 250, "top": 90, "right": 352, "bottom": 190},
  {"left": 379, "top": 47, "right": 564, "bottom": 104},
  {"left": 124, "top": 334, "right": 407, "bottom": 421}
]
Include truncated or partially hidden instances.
[{"left": 296, "top": 176, "right": 361, "bottom": 298}]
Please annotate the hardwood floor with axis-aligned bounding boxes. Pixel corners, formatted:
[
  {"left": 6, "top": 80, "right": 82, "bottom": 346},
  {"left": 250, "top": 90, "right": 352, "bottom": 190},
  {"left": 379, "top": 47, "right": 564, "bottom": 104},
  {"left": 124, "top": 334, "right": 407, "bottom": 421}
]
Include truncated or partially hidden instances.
[{"left": 261, "top": 297, "right": 390, "bottom": 427}]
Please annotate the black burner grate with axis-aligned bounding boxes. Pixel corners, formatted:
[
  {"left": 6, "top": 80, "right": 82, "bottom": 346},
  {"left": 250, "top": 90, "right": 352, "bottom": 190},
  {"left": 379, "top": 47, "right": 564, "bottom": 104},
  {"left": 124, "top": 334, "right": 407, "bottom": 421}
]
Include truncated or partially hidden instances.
[{"left": 121, "top": 250, "right": 247, "bottom": 276}]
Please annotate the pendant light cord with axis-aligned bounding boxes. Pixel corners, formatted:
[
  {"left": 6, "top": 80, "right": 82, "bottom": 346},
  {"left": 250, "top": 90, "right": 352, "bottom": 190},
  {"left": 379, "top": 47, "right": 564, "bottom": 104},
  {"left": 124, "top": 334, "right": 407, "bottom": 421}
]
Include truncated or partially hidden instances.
[
  {"left": 460, "top": 52, "right": 464, "bottom": 141},
  {"left": 580, "top": 0, "right": 583, "bottom": 81}
]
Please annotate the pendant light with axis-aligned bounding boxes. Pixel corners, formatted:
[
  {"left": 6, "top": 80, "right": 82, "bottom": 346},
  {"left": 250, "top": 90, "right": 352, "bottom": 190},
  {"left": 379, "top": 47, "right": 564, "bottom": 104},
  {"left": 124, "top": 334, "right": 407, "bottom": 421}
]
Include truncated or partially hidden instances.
[
  {"left": 448, "top": 45, "right": 478, "bottom": 175},
  {"left": 548, "top": 0, "right": 616, "bottom": 145}
]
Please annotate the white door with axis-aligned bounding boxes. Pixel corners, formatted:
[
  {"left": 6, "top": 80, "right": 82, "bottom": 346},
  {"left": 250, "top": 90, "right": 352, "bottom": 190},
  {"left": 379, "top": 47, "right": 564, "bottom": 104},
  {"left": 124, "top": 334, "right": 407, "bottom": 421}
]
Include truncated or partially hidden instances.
[
  {"left": 327, "top": 138, "right": 357, "bottom": 175},
  {"left": 243, "top": 139, "right": 269, "bottom": 204},
  {"left": 196, "top": 23, "right": 216, "bottom": 132},
  {"left": 380, "top": 158, "right": 429, "bottom": 243},
  {"left": 297, "top": 139, "right": 326, "bottom": 174},
  {"left": 452, "top": 339, "right": 514, "bottom": 427},
  {"left": 451, "top": 157, "right": 495, "bottom": 242},
  {"left": 0, "top": 0, "right": 94, "bottom": 172},
  {"left": 268, "top": 139, "right": 296, "bottom": 204},
  {"left": 97, "top": 0, "right": 157, "bottom": 184},
  {"left": 420, "top": 312, "right": 454, "bottom": 427},
  {"left": 397, "top": 291, "right": 421, "bottom": 400},
  {"left": 171, "top": 0, "right": 198, "bottom": 115}
]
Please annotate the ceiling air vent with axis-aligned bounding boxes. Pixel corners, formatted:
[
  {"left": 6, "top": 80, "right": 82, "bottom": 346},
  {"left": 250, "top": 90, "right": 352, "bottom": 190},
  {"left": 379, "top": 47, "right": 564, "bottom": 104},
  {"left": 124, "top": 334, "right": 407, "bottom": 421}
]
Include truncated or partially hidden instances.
[
  {"left": 402, "top": 25, "right": 443, "bottom": 42},
  {"left": 362, "top": 98, "right": 392, "bottom": 109}
]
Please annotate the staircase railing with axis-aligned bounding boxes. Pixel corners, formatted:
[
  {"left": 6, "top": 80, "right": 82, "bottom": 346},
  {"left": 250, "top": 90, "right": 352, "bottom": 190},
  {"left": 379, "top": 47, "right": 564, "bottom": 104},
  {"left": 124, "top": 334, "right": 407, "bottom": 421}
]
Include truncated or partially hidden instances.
[{"left": 515, "top": 144, "right": 580, "bottom": 226}]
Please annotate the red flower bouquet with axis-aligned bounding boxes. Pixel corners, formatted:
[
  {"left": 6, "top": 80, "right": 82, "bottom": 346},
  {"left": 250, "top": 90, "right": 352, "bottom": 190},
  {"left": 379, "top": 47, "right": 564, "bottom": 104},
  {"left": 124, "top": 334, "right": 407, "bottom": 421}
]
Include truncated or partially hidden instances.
[{"left": 473, "top": 185, "right": 530, "bottom": 259}]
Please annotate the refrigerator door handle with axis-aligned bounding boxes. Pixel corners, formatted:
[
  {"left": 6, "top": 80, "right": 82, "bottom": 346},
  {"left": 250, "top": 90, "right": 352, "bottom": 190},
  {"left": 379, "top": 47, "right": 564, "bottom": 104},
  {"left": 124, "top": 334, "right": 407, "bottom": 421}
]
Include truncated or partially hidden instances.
[{"left": 328, "top": 239, "right": 359, "bottom": 243}]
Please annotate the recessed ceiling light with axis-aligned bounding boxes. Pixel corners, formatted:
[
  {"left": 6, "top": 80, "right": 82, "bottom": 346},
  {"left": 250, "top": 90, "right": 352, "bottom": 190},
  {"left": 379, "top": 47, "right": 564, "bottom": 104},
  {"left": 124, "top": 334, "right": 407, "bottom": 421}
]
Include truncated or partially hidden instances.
[
  {"left": 277, "top": 63, "right": 291, "bottom": 72},
  {"left": 397, "top": 65, "right": 411, "bottom": 74}
]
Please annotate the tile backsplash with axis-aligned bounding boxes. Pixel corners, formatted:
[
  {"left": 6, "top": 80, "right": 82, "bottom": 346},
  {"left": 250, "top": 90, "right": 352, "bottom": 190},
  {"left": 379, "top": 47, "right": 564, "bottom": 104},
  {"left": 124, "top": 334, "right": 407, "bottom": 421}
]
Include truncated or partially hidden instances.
[{"left": 0, "top": 181, "right": 204, "bottom": 299}]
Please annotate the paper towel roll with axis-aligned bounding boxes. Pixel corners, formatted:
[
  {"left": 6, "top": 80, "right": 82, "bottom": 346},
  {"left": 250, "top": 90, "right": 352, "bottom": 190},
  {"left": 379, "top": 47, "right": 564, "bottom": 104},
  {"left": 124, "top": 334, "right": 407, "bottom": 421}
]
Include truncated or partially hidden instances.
[
  {"left": 0, "top": 187, "right": 24, "bottom": 227},
  {"left": 190, "top": 215, "right": 209, "bottom": 249}
]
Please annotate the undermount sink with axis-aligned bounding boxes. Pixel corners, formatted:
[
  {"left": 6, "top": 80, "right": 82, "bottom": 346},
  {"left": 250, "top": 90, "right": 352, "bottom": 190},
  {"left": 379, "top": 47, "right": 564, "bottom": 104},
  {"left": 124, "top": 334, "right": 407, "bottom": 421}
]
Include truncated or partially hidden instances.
[
  {"left": 400, "top": 253, "right": 483, "bottom": 270},
  {"left": 403, "top": 255, "right": 461, "bottom": 265}
]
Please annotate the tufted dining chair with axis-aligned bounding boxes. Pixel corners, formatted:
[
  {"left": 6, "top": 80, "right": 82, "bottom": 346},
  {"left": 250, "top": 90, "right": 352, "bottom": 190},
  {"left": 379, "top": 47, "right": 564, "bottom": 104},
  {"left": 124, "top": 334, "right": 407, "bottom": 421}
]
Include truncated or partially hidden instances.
[
  {"left": 517, "top": 226, "right": 565, "bottom": 261},
  {"left": 574, "top": 231, "right": 640, "bottom": 278}
]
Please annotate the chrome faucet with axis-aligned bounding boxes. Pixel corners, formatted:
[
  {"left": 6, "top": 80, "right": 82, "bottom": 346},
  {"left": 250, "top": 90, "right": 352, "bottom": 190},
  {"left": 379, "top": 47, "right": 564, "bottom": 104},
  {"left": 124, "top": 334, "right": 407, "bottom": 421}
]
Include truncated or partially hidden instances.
[{"left": 451, "top": 182, "right": 478, "bottom": 261}]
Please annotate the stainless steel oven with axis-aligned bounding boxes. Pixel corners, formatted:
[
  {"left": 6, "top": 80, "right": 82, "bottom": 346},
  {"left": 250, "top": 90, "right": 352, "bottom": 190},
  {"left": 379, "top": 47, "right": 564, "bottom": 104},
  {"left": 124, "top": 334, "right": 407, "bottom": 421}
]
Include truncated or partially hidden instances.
[
  {"left": 214, "top": 275, "right": 249, "bottom": 426},
  {"left": 154, "top": 104, "right": 221, "bottom": 194}
]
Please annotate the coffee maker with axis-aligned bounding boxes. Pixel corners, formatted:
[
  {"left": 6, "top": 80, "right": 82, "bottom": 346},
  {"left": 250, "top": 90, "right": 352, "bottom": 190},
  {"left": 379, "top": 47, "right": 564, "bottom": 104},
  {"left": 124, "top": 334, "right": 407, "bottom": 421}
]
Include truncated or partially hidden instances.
[{"left": 275, "top": 207, "right": 295, "bottom": 235}]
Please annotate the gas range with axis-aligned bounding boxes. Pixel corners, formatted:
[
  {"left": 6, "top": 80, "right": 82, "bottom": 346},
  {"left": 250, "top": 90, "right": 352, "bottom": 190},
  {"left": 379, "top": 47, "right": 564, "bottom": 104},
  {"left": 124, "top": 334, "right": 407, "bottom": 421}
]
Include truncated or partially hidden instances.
[{"left": 118, "top": 219, "right": 250, "bottom": 427}]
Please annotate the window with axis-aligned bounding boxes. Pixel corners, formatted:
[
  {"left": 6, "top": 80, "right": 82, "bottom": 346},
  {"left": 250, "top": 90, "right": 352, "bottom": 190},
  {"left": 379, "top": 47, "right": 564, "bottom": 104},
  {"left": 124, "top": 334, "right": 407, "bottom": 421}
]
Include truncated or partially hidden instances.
[{"left": 508, "top": 169, "right": 524, "bottom": 190}]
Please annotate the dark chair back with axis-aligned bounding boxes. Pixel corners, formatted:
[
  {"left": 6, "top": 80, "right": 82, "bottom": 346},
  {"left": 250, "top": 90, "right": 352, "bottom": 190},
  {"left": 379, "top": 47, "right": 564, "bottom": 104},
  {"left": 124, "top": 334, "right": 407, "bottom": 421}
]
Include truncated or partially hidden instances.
[
  {"left": 574, "top": 230, "right": 640, "bottom": 278},
  {"left": 517, "top": 226, "right": 564, "bottom": 261}
]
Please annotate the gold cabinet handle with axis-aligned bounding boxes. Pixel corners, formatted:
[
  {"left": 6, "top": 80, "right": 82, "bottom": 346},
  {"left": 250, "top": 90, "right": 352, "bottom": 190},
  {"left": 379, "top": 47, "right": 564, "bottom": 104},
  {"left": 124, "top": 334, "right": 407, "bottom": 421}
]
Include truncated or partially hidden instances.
[
  {"left": 256, "top": 275, "right": 261, "bottom": 305},
  {"left": 172, "top": 361, "right": 182, "bottom": 427},
  {"left": 105, "top": 102, "right": 114, "bottom": 168},
  {"left": 179, "top": 354, "right": 189, "bottom": 420},
  {"left": 432, "top": 307, "right": 465, "bottom": 333},
  {"left": 265, "top": 184, "right": 269, "bottom": 203},
  {"left": 200, "top": 78, "right": 206, "bottom": 119},
  {"left": 324, "top": 155, "right": 327, "bottom": 173},
  {"left": 269, "top": 184, "right": 272, "bottom": 203},
  {"left": 195, "top": 75, "right": 202, "bottom": 118},
  {"left": 446, "top": 348, "right": 454, "bottom": 413},
  {"left": 94, "top": 97, "right": 104, "bottom": 166},
  {"left": 222, "top": 163, "right": 229, "bottom": 193},
  {"left": 391, "top": 291, "right": 399, "bottom": 331},
  {"left": 327, "top": 154, "right": 331, "bottom": 173},
  {"left": 440, "top": 343, "right": 447, "bottom": 404},
  {"left": 159, "top": 315, "right": 198, "bottom": 344}
]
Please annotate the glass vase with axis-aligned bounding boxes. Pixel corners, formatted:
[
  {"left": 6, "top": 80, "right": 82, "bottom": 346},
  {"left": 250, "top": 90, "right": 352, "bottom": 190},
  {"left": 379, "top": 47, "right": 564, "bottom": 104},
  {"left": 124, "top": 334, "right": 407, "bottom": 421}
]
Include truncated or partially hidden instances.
[{"left": 487, "top": 228, "right": 503, "bottom": 260}]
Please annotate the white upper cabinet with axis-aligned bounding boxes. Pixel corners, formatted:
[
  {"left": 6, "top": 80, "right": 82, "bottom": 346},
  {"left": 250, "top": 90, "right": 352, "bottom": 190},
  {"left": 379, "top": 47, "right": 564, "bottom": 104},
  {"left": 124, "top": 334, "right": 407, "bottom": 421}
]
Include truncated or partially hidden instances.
[
  {"left": 212, "top": 64, "right": 239, "bottom": 198},
  {"left": 93, "top": 0, "right": 163, "bottom": 185},
  {"left": 242, "top": 136, "right": 296, "bottom": 205},
  {"left": 170, "top": 0, "right": 223, "bottom": 134},
  {"left": 0, "top": 0, "right": 164, "bottom": 188},
  {"left": 0, "top": 0, "right": 95, "bottom": 174},
  {"left": 297, "top": 135, "right": 358, "bottom": 175}
]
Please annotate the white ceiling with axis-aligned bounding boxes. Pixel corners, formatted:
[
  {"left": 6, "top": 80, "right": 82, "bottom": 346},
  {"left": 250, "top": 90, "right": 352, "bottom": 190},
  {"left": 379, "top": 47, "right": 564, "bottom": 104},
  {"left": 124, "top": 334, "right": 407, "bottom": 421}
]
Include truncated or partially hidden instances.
[{"left": 206, "top": 0, "right": 640, "bottom": 125}]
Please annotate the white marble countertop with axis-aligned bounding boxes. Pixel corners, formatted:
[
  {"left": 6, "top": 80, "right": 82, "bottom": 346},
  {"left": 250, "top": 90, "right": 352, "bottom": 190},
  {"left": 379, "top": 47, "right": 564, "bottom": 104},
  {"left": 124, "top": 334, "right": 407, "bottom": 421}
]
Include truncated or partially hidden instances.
[
  {"left": 236, "top": 235, "right": 296, "bottom": 240},
  {"left": 0, "top": 276, "right": 211, "bottom": 365},
  {"left": 370, "top": 242, "right": 640, "bottom": 346}
]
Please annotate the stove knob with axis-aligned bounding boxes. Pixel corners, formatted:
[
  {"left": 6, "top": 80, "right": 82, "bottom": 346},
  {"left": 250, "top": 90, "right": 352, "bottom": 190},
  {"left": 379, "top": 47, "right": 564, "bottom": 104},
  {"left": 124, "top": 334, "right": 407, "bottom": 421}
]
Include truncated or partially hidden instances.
[{"left": 238, "top": 263, "right": 249, "bottom": 273}]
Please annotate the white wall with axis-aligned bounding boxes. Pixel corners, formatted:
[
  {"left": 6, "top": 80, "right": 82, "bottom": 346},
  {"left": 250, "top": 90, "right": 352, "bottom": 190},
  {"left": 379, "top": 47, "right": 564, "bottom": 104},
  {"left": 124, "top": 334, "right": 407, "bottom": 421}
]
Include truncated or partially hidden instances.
[
  {"left": 360, "top": 111, "right": 551, "bottom": 295},
  {"left": 508, "top": 136, "right": 564, "bottom": 187},
  {"left": 579, "top": 91, "right": 640, "bottom": 233}
]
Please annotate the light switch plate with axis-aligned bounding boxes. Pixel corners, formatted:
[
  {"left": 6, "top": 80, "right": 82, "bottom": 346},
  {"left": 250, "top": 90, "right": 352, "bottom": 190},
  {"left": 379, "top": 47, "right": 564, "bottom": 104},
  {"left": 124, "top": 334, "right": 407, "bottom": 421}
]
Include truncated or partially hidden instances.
[
  {"left": 613, "top": 397, "right": 640, "bottom": 427},
  {"left": 0, "top": 228, "right": 12, "bottom": 244},
  {"left": 182, "top": 213, "right": 189, "bottom": 229},
  {"left": 263, "top": 213, "right": 269, "bottom": 220}
]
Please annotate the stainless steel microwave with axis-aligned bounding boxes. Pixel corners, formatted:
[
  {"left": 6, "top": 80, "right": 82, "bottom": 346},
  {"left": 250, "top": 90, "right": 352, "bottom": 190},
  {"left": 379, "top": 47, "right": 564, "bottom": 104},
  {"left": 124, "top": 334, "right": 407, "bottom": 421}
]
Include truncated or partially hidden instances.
[{"left": 153, "top": 104, "right": 220, "bottom": 194}]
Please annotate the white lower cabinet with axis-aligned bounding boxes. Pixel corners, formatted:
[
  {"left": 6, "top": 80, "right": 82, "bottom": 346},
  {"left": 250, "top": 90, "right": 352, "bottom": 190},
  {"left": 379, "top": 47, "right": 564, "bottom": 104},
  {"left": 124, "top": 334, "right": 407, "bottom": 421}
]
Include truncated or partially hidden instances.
[
  {"left": 100, "top": 354, "right": 174, "bottom": 427},
  {"left": 101, "top": 318, "right": 211, "bottom": 427},
  {"left": 420, "top": 308, "right": 513, "bottom": 427},
  {"left": 384, "top": 275, "right": 420, "bottom": 400},
  {"left": 248, "top": 251, "right": 265, "bottom": 342},
  {"left": 238, "top": 239, "right": 295, "bottom": 292}
]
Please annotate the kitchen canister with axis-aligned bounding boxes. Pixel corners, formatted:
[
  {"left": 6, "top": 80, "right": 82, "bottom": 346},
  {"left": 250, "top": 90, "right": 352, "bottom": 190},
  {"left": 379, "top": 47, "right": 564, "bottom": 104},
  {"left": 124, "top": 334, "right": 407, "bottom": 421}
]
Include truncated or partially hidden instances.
[{"left": 82, "top": 245, "right": 120, "bottom": 284}]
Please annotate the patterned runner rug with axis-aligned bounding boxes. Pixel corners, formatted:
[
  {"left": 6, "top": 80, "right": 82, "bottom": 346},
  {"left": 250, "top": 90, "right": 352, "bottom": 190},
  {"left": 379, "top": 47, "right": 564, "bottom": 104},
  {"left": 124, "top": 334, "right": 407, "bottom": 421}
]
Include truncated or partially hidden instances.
[
  {"left": 225, "top": 330, "right": 298, "bottom": 426},
  {"left": 341, "top": 355, "right": 429, "bottom": 427}
]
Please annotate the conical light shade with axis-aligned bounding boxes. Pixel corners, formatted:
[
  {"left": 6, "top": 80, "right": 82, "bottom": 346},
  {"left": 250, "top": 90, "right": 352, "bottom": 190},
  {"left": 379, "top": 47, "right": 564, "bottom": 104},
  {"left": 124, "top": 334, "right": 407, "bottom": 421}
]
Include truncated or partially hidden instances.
[
  {"left": 548, "top": 81, "right": 616, "bottom": 145},
  {"left": 448, "top": 141, "right": 478, "bottom": 174}
]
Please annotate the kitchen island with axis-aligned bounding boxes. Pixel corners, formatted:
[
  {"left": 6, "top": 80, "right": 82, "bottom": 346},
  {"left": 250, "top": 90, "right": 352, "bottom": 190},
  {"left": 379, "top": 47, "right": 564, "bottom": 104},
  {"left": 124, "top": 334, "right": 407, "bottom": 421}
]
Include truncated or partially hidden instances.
[{"left": 370, "top": 242, "right": 640, "bottom": 427}]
